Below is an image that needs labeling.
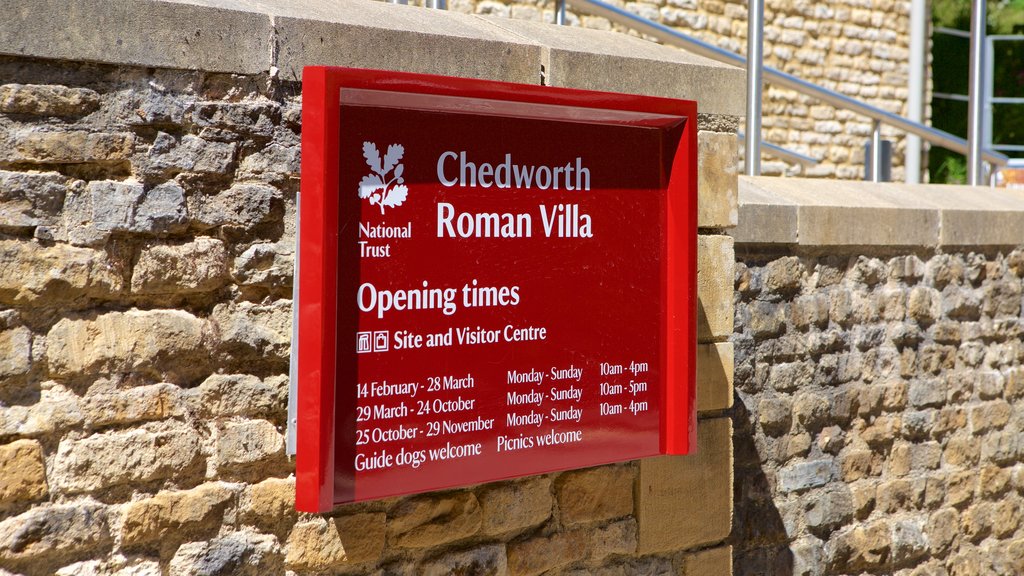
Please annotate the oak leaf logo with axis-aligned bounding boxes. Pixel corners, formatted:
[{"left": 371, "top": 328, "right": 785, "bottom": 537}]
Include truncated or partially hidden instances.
[{"left": 359, "top": 141, "right": 407, "bottom": 214}]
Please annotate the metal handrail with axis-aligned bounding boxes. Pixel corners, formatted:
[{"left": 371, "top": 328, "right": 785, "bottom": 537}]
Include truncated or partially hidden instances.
[
  {"left": 565, "top": 0, "right": 1010, "bottom": 168},
  {"left": 737, "top": 132, "right": 818, "bottom": 167}
]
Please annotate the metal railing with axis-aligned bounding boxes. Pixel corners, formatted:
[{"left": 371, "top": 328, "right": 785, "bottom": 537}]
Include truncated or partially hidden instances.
[{"left": 557, "top": 0, "right": 1010, "bottom": 179}]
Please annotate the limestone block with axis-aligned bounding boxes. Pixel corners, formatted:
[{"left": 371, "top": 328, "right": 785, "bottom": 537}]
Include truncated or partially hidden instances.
[
  {"left": 333, "top": 512, "right": 387, "bottom": 564},
  {"left": 589, "top": 519, "right": 638, "bottom": 562},
  {"left": 698, "top": 131, "right": 739, "bottom": 229},
  {"left": 239, "top": 477, "right": 296, "bottom": 534},
  {"left": 736, "top": 177, "right": 942, "bottom": 248},
  {"left": 697, "top": 341, "right": 733, "bottom": 413},
  {"left": 232, "top": 242, "right": 294, "bottom": 288},
  {"left": 478, "top": 477, "right": 552, "bottom": 536},
  {"left": 420, "top": 544, "right": 508, "bottom": 576},
  {"left": 697, "top": 235, "right": 734, "bottom": 342},
  {"left": 0, "top": 84, "right": 100, "bottom": 117},
  {"left": 46, "top": 309, "right": 211, "bottom": 384},
  {"left": 0, "top": 170, "right": 66, "bottom": 230},
  {"left": 272, "top": 0, "right": 543, "bottom": 83},
  {"left": 83, "top": 383, "right": 182, "bottom": 428},
  {"left": 10, "top": 130, "right": 133, "bottom": 164},
  {"left": 210, "top": 300, "right": 291, "bottom": 363},
  {"left": 0, "top": 240, "right": 122, "bottom": 306},
  {"left": 284, "top": 519, "right": 349, "bottom": 572},
  {"left": 0, "top": 0, "right": 272, "bottom": 73},
  {"left": 121, "top": 483, "right": 235, "bottom": 549},
  {"left": 0, "top": 384, "right": 85, "bottom": 439},
  {"left": 88, "top": 180, "right": 188, "bottom": 235},
  {"left": 824, "top": 520, "right": 891, "bottom": 573},
  {"left": 288, "top": 514, "right": 383, "bottom": 569},
  {"left": 506, "top": 530, "right": 587, "bottom": 576},
  {"left": 388, "top": 492, "right": 482, "bottom": 548},
  {"left": 0, "top": 501, "right": 112, "bottom": 573},
  {"left": 485, "top": 18, "right": 745, "bottom": 116},
  {"left": 193, "top": 100, "right": 281, "bottom": 138},
  {"left": 142, "top": 133, "right": 236, "bottom": 178},
  {"left": 556, "top": 465, "right": 634, "bottom": 526},
  {"left": 733, "top": 176, "right": 798, "bottom": 245},
  {"left": 215, "top": 418, "right": 286, "bottom": 476},
  {"left": 0, "top": 439, "right": 48, "bottom": 506},
  {"left": 236, "top": 143, "right": 300, "bottom": 183},
  {"left": 189, "top": 374, "right": 288, "bottom": 419},
  {"left": 195, "top": 183, "right": 280, "bottom": 229},
  {"left": 169, "top": 531, "right": 283, "bottom": 576},
  {"left": 758, "top": 397, "right": 792, "bottom": 436},
  {"left": 51, "top": 423, "right": 203, "bottom": 494},
  {"left": 683, "top": 545, "right": 733, "bottom": 576},
  {"left": 637, "top": 416, "right": 731, "bottom": 553},
  {"left": 131, "top": 237, "right": 230, "bottom": 295},
  {"left": 0, "top": 326, "right": 32, "bottom": 381}
]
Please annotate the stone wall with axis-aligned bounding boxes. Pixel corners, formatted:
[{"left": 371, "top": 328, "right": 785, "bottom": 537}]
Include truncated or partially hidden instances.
[
  {"left": 731, "top": 176, "right": 1024, "bottom": 575},
  {"left": 0, "top": 1, "right": 741, "bottom": 575},
  {"left": 448, "top": 0, "right": 918, "bottom": 181}
]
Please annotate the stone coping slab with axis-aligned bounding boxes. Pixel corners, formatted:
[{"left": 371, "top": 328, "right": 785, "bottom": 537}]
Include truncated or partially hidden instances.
[
  {"left": 0, "top": 0, "right": 745, "bottom": 116},
  {"left": 484, "top": 18, "right": 744, "bottom": 116},
  {"left": 735, "top": 176, "right": 1024, "bottom": 249}
]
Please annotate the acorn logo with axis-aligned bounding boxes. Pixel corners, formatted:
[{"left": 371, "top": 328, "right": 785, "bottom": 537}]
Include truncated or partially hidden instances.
[{"left": 359, "top": 142, "right": 408, "bottom": 214}]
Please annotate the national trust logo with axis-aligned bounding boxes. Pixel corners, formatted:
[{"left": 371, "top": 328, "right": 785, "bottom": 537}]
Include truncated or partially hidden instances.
[{"left": 359, "top": 141, "right": 408, "bottom": 214}]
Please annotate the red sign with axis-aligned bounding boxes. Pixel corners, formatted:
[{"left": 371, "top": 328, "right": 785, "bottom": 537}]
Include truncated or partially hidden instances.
[{"left": 297, "top": 67, "right": 697, "bottom": 512}]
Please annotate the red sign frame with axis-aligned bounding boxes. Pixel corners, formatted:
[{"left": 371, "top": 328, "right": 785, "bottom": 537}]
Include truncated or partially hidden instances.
[{"left": 297, "top": 66, "right": 697, "bottom": 512}]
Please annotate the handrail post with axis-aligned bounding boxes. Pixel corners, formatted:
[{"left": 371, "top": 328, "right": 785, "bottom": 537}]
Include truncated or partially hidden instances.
[
  {"left": 744, "top": 0, "right": 764, "bottom": 176},
  {"left": 556, "top": 0, "right": 567, "bottom": 25},
  {"left": 968, "top": 0, "right": 986, "bottom": 185},
  {"left": 870, "top": 120, "right": 883, "bottom": 183}
]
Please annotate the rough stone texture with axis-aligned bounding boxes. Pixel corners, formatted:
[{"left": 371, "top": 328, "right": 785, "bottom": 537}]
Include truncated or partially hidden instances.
[
  {"left": 506, "top": 530, "right": 588, "bottom": 576},
  {"left": 478, "top": 477, "right": 552, "bottom": 536},
  {"left": 0, "top": 439, "right": 48, "bottom": 507},
  {"left": 51, "top": 423, "right": 203, "bottom": 494},
  {"left": 214, "top": 418, "right": 286, "bottom": 478},
  {"left": 284, "top": 519, "right": 348, "bottom": 572},
  {"left": 88, "top": 180, "right": 189, "bottom": 235},
  {"left": 131, "top": 237, "right": 229, "bottom": 295},
  {"left": 0, "top": 84, "right": 100, "bottom": 117},
  {"left": 0, "top": 501, "right": 112, "bottom": 573},
  {"left": 388, "top": 492, "right": 483, "bottom": 549},
  {"left": 557, "top": 465, "right": 634, "bottom": 526},
  {"left": 0, "top": 17, "right": 739, "bottom": 576},
  {"left": 420, "top": 544, "right": 508, "bottom": 576},
  {"left": 0, "top": 170, "right": 66, "bottom": 231},
  {"left": 9, "top": 130, "right": 133, "bottom": 165},
  {"left": 168, "top": 531, "right": 282, "bottom": 576},
  {"left": 0, "top": 240, "right": 123, "bottom": 306},
  {"left": 121, "top": 483, "right": 235, "bottom": 551},
  {"left": 210, "top": 300, "right": 291, "bottom": 366},
  {"left": 733, "top": 248, "right": 1024, "bottom": 576},
  {"left": 683, "top": 545, "right": 733, "bottom": 576},
  {"left": 46, "top": 309, "right": 211, "bottom": 385}
]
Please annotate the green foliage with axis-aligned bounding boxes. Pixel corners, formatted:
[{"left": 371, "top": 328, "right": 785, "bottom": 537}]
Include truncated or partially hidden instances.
[
  {"left": 930, "top": 1, "right": 1024, "bottom": 182},
  {"left": 933, "top": 0, "right": 1024, "bottom": 33},
  {"left": 935, "top": 155, "right": 968, "bottom": 184}
]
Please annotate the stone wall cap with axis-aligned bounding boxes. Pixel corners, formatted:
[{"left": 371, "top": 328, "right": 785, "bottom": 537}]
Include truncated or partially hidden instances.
[
  {"left": 736, "top": 176, "right": 1024, "bottom": 249},
  {"left": 0, "top": 0, "right": 745, "bottom": 105},
  {"left": 486, "top": 18, "right": 744, "bottom": 116}
]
